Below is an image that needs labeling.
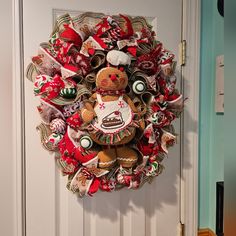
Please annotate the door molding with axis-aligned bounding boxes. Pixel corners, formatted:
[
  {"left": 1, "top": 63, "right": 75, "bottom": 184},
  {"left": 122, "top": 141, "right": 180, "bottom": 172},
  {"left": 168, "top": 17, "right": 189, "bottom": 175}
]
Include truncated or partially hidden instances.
[
  {"left": 181, "top": 0, "right": 200, "bottom": 235},
  {"left": 12, "top": 0, "right": 26, "bottom": 236},
  {"left": 12, "top": 0, "right": 200, "bottom": 235}
]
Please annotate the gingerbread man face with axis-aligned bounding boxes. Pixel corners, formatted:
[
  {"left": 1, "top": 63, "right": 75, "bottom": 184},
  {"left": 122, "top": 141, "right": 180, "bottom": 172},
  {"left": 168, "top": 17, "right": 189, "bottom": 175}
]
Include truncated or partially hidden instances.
[{"left": 96, "top": 67, "right": 128, "bottom": 91}]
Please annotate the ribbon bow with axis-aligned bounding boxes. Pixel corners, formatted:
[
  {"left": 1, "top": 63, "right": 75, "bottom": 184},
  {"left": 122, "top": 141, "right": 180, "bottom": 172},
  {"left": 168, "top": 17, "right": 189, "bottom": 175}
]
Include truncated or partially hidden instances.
[{"left": 69, "top": 156, "right": 109, "bottom": 197}]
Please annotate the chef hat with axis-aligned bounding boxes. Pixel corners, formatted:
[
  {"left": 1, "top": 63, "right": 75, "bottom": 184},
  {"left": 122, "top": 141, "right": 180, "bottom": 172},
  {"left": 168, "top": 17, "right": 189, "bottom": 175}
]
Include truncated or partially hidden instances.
[{"left": 106, "top": 50, "right": 131, "bottom": 66}]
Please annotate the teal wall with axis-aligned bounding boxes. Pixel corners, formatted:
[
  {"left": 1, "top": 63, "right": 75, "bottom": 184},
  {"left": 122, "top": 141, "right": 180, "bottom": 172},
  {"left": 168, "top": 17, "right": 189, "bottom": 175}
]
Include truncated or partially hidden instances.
[{"left": 199, "top": 0, "right": 224, "bottom": 231}]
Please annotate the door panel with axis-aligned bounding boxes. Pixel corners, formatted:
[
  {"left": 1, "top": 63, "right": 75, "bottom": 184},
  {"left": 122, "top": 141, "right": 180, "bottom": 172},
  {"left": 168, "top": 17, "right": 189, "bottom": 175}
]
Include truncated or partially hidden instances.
[{"left": 23, "top": 1, "right": 182, "bottom": 236}]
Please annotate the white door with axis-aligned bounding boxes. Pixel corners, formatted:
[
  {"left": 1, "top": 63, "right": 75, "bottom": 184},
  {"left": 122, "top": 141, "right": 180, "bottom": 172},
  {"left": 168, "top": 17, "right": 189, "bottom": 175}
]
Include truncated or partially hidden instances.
[{"left": 23, "top": 1, "right": 182, "bottom": 236}]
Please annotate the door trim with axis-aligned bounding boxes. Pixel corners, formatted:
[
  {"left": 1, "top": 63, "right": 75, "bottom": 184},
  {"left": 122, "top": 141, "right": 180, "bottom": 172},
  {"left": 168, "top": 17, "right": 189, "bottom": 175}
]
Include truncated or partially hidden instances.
[
  {"left": 12, "top": 0, "right": 200, "bottom": 235},
  {"left": 181, "top": 0, "right": 200, "bottom": 235},
  {"left": 12, "top": 0, "right": 26, "bottom": 236}
]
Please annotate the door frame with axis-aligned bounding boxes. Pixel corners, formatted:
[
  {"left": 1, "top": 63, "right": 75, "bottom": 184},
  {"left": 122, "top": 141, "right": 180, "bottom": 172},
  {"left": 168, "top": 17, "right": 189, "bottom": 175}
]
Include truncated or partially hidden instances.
[
  {"left": 12, "top": 0, "right": 200, "bottom": 235},
  {"left": 181, "top": 1, "right": 200, "bottom": 235}
]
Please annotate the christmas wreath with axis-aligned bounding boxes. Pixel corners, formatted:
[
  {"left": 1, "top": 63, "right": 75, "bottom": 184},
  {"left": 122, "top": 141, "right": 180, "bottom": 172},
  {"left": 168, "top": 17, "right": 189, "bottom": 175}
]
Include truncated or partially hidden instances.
[{"left": 26, "top": 12, "right": 183, "bottom": 197}]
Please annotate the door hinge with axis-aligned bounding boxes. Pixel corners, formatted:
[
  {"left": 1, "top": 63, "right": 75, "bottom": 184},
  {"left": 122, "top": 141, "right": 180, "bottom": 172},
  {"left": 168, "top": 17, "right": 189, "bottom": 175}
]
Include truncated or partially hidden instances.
[
  {"left": 178, "top": 222, "right": 185, "bottom": 236},
  {"left": 179, "top": 40, "right": 186, "bottom": 66}
]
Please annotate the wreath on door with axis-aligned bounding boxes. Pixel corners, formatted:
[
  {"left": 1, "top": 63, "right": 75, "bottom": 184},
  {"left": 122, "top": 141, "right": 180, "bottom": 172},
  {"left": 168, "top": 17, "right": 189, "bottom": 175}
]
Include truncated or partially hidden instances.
[{"left": 26, "top": 12, "right": 183, "bottom": 197}]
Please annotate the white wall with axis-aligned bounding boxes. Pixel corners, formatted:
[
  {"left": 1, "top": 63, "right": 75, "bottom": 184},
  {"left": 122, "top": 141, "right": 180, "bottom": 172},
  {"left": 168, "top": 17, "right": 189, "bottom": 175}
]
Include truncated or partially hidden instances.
[{"left": 0, "top": 1, "right": 15, "bottom": 236}]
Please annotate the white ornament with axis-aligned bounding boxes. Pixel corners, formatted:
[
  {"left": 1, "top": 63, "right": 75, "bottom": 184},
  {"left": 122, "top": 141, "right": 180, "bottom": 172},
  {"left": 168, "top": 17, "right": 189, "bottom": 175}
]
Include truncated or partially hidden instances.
[
  {"left": 80, "top": 136, "right": 93, "bottom": 149},
  {"left": 132, "top": 80, "right": 146, "bottom": 94}
]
